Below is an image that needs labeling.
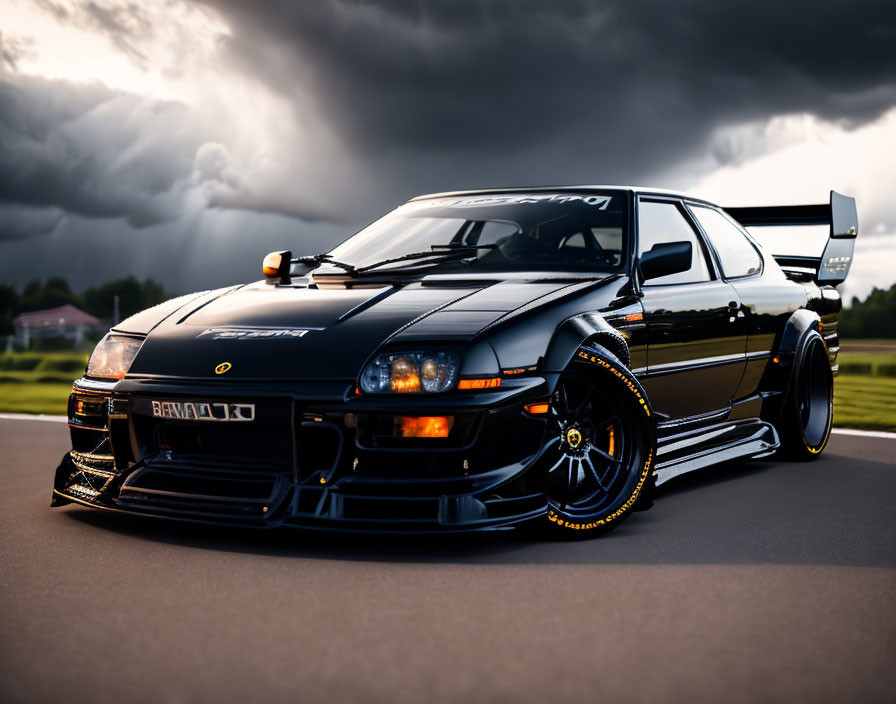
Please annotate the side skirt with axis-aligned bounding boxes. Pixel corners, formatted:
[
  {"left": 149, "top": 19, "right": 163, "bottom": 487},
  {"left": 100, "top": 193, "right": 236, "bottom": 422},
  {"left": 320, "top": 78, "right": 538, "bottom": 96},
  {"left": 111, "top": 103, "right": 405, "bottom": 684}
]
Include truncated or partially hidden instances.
[{"left": 654, "top": 418, "right": 779, "bottom": 486}]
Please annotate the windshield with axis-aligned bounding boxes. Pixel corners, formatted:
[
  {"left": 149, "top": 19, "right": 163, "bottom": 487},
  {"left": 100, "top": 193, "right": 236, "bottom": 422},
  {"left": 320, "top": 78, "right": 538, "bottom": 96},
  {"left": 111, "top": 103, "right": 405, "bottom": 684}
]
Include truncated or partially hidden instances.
[{"left": 325, "top": 191, "right": 628, "bottom": 275}]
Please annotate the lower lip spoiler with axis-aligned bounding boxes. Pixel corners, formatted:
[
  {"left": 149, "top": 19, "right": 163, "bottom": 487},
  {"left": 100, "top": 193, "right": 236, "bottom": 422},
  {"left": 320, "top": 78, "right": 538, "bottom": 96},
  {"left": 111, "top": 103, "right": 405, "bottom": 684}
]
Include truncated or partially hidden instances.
[
  {"left": 52, "top": 453, "right": 547, "bottom": 533},
  {"left": 52, "top": 488, "right": 548, "bottom": 534}
]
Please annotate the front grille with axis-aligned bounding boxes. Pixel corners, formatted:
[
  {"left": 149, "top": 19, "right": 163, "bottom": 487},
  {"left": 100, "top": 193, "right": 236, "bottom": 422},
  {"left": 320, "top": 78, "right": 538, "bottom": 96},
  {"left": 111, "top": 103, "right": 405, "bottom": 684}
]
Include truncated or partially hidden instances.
[
  {"left": 152, "top": 423, "right": 293, "bottom": 464},
  {"left": 130, "top": 395, "right": 295, "bottom": 470}
]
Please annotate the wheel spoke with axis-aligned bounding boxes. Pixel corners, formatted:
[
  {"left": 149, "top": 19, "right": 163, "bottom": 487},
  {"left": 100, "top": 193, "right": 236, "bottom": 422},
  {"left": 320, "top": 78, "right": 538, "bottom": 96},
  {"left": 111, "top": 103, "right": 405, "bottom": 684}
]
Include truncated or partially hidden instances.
[
  {"left": 547, "top": 454, "right": 566, "bottom": 474},
  {"left": 588, "top": 445, "right": 620, "bottom": 463},
  {"left": 572, "top": 393, "right": 592, "bottom": 421},
  {"left": 584, "top": 456, "right": 607, "bottom": 492},
  {"left": 604, "top": 461, "right": 621, "bottom": 492},
  {"left": 576, "top": 403, "right": 594, "bottom": 423}
]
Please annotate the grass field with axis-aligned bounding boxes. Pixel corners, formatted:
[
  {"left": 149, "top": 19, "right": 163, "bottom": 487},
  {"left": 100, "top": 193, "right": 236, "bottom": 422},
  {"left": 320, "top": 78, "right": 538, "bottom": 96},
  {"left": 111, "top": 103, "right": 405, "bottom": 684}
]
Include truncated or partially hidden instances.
[
  {"left": 837, "top": 339, "right": 896, "bottom": 377},
  {"left": 0, "top": 344, "right": 894, "bottom": 430},
  {"left": 0, "top": 350, "right": 86, "bottom": 415},
  {"left": 832, "top": 375, "right": 896, "bottom": 431},
  {"left": 0, "top": 383, "right": 73, "bottom": 415},
  {"left": 830, "top": 340, "right": 896, "bottom": 431}
]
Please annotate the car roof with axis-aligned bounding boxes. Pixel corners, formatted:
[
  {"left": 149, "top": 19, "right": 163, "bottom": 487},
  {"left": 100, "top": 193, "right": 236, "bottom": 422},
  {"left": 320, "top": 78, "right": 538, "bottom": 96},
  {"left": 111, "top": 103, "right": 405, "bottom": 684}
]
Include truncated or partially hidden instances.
[{"left": 408, "top": 185, "right": 718, "bottom": 206}]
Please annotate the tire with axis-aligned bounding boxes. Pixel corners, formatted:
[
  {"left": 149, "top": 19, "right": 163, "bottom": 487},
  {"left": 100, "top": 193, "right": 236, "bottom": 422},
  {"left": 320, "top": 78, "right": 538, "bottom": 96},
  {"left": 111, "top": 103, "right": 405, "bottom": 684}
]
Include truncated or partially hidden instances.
[
  {"left": 776, "top": 330, "right": 834, "bottom": 460},
  {"left": 537, "top": 345, "right": 657, "bottom": 539}
]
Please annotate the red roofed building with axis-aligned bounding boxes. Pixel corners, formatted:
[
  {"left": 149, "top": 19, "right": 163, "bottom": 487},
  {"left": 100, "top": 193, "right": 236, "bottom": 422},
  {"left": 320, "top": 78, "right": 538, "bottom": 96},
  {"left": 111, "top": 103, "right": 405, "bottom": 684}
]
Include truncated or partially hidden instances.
[{"left": 14, "top": 304, "right": 102, "bottom": 348}]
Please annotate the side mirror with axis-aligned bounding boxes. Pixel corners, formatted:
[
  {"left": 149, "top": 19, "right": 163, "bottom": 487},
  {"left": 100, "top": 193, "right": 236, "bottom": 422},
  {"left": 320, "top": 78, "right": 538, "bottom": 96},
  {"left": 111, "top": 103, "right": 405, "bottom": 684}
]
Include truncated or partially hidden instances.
[
  {"left": 639, "top": 241, "right": 692, "bottom": 282},
  {"left": 262, "top": 250, "right": 292, "bottom": 285}
]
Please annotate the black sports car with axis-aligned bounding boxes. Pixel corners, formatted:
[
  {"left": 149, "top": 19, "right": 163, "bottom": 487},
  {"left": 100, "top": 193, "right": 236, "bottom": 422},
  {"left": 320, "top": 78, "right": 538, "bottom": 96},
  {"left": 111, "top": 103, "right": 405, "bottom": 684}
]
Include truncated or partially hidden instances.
[{"left": 53, "top": 186, "right": 859, "bottom": 536}]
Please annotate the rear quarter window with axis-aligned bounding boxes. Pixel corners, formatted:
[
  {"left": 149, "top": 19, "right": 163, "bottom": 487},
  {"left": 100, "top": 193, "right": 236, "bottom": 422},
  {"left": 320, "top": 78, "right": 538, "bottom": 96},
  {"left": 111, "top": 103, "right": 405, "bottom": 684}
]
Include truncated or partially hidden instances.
[{"left": 690, "top": 205, "right": 762, "bottom": 278}]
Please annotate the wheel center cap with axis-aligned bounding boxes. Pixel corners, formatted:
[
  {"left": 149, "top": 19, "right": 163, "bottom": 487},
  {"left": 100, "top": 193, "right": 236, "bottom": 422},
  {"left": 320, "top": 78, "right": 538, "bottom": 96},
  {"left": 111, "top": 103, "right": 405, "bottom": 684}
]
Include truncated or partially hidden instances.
[{"left": 566, "top": 427, "right": 583, "bottom": 448}]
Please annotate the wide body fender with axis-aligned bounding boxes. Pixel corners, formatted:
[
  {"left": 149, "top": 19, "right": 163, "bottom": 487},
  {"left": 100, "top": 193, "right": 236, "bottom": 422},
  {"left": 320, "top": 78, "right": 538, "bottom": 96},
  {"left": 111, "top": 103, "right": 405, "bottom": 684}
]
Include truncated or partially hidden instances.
[
  {"left": 543, "top": 313, "right": 630, "bottom": 372},
  {"left": 777, "top": 308, "right": 822, "bottom": 356},
  {"left": 761, "top": 308, "right": 825, "bottom": 424}
]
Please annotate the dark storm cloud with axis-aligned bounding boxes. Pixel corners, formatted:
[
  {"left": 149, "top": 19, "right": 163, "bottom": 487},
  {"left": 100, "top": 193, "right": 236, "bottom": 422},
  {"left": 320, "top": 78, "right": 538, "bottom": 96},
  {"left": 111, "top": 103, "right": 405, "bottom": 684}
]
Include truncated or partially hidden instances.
[
  {"left": 0, "top": 206, "right": 351, "bottom": 293},
  {"left": 0, "top": 72, "right": 204, "bottom": 239},
  {"left": 4, "top": 0, "right": 896, "bottom": 234},
  {"left": 203, "top": 0, "right": 896, "bottom": 196},
  {"left": 0, "top": 204, "right": 64, "bottom": 239},
  {"left": 2, "top": 0, "right": 896, "bottom": 291}
]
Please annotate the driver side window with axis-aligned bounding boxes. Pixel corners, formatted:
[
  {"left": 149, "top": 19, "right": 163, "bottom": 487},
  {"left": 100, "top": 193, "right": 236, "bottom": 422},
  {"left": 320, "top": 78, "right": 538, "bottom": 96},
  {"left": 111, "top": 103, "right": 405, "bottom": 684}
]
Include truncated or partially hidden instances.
[{"left": 638, "top": 201, "right": 712, "bottom": 285}]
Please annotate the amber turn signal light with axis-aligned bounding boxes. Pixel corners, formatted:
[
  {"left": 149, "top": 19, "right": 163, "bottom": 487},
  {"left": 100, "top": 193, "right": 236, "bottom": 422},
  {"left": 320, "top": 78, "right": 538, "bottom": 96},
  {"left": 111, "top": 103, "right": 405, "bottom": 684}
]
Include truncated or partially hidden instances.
[
  {"left": 262, "top": 250, "right": 292, "bottom": 284},
  {"left": 524, "top": 402, "right": 550, "bottom": 414},
  {"left": 457, "top": 378, "right": 501, "bottom": 390},
  {"left": 397, "top": 416, "right": 454, "bottom": 438}
]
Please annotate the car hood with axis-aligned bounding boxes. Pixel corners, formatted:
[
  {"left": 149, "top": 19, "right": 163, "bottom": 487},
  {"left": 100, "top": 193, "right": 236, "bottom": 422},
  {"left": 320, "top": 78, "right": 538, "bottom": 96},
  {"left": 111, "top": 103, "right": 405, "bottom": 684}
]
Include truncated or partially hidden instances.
[{"left": 126, "top": 278, "right": 606, "bottom": 381}]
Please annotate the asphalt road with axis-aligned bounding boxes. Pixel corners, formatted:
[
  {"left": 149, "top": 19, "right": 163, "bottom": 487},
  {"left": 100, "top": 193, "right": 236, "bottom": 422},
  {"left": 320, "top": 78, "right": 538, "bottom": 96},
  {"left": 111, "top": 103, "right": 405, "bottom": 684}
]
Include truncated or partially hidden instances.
[{"left": 1, "top": 418, "right": 894, "bottom": 704}]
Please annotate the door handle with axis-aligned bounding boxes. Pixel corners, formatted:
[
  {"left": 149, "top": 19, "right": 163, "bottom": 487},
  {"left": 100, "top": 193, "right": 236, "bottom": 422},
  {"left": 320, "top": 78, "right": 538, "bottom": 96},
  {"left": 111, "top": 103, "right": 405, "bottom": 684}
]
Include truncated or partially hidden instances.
[{"left": 727, "top": 301, "right": 745, "bottom": 322}]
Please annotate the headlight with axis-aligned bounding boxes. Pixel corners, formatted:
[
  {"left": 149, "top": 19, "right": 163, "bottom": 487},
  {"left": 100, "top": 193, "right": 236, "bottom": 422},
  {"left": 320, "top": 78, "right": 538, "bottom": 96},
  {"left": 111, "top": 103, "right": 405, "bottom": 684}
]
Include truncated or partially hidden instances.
[
  {"left": 86, "top": 334, "right": 144, "bottom": 380},
  {"left": 359, "top": 350, "right": 461, "bottom": 394}
]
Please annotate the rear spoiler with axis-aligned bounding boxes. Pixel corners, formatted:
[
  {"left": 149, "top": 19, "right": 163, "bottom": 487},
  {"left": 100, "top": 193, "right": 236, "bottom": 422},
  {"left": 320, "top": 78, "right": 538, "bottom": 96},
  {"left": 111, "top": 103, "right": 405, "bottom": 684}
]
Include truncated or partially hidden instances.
[{"left": 725, "top": 190, "right": 858, "bottom": 285}]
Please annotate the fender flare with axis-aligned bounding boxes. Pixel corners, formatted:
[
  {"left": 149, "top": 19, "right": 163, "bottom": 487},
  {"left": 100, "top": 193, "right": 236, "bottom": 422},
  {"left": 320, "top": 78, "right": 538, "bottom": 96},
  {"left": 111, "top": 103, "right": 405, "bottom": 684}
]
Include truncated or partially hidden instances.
[
  {"left": 778, "top": 309, "right": 822, "bottom": 357},
  {"left": 542, "top": 313, "right": 630, "bottom": 373},
  {"left": 764, "top": 309, "right": 824, "bottom": 424},
  {"left": 778, "top": 308, "right": 825, "bottom": 395}
]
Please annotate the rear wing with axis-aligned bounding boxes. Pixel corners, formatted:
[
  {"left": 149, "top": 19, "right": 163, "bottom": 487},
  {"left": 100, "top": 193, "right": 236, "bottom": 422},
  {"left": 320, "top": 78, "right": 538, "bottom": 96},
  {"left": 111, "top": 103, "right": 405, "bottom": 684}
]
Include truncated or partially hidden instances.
[{"left": 725, "top": 190, "right": 858, "bottom": 285}]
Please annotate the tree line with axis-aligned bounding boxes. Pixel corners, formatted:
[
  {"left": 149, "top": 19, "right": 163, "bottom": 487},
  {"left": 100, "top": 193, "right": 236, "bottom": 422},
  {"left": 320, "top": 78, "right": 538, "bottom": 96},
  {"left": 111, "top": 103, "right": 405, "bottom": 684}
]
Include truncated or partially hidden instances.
[
  {"left": 0, "top": 277, "right": 168, "bottom": 335},
  {"left": 839, "top": 284, "right": 896, "bottom": 339}
]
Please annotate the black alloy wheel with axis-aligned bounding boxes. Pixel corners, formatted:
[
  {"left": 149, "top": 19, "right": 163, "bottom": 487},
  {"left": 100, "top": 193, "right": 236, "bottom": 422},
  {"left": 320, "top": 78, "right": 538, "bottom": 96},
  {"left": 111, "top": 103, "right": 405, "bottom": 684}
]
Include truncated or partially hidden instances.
[
  {"left": 779, "top": 332, "right": 834, "bottom": 459},
  {"left": 535, "top": 349, "right": 655, "bottom": 537}
]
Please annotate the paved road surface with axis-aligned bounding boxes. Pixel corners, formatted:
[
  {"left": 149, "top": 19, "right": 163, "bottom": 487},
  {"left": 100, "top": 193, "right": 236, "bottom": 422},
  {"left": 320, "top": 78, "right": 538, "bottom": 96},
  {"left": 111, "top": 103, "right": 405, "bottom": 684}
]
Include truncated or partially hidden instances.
[{"left": 1, "top": 418, "right": 894, "bottom": 704}]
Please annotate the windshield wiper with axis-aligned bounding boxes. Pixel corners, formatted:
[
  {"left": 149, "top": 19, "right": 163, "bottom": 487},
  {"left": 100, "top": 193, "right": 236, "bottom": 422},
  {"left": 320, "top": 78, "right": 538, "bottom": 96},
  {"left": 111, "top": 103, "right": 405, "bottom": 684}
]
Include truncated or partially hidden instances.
[
  {"left": 355, "top": 244, "right": 497, "bottom": 274},
  {"left": 430, "top": 243, "right": 498, "bottom": 251},
  {"left": 293, "top": 253, "right": 356, "bottom": 273}
]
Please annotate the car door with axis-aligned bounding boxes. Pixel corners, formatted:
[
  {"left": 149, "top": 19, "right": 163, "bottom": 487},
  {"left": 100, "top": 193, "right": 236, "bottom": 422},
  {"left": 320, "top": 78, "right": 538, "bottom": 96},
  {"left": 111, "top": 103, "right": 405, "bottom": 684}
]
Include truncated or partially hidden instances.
[
  {"left": 687, "top": 203, "right": 806, "bottom": 404},
  {"left": 636, "top": 198, "right": 747, "bottom": 421}
]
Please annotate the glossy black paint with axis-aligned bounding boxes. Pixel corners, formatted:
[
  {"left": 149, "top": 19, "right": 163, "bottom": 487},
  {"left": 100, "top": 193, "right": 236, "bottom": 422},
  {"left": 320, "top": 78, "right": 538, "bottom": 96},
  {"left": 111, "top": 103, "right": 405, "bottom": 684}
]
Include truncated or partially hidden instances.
[{"left": 53, "top": 185, "right": 854, "bottom": 532}]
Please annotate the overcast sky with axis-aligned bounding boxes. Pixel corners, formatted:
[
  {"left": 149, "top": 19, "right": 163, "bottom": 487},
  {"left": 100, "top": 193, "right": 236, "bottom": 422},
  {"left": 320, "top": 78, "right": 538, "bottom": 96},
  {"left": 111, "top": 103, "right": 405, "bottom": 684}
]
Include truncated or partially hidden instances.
[{"left": 1, "top": 0, "right": 894, "bottom": 303}]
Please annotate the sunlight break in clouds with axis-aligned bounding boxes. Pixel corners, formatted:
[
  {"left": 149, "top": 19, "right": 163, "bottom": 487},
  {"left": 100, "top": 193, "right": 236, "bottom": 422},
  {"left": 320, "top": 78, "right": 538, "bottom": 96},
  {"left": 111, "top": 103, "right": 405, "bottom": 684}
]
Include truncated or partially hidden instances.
[
  {"left": 3, "top": 0, "right": 368, "bottom": 228},
  {"left": 4, "top": 0, "right": 229, "bottom": 101}
]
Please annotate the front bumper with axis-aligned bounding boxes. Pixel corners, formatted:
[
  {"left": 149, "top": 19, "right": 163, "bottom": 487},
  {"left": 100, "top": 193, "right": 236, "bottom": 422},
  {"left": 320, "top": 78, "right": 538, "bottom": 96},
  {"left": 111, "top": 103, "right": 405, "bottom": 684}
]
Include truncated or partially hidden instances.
[{"left": 53, "top": 375, "right": 556, "bottom": 532}]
